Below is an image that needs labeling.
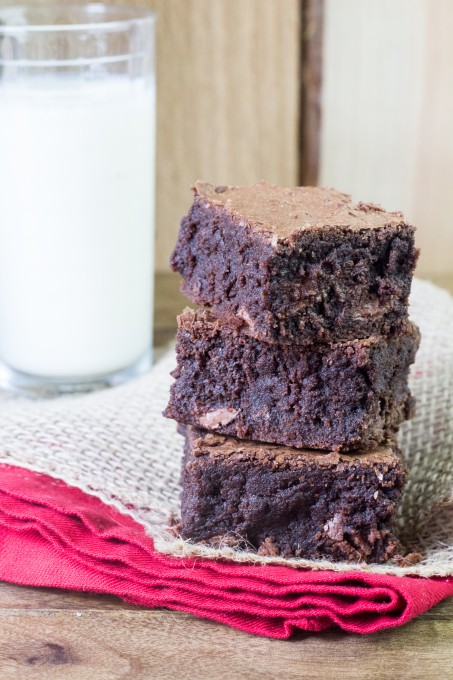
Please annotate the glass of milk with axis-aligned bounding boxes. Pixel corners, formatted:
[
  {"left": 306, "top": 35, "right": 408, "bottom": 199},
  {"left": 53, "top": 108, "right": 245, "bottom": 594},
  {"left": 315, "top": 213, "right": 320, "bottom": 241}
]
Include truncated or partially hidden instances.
[{"left": 0, "top": 5, "right": 155, "bottom": 395}]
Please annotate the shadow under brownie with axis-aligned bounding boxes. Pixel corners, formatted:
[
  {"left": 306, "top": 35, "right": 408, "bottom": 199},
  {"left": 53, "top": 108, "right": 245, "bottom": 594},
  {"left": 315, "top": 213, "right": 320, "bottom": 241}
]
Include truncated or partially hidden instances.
[
  {"left": 164, "top": 308, "right": 420, "bottom": 451},
  {"left": 171, "top": 181, "right": 419, "bottom": 345},
  {"left": 180, "top": 427, "right": 407, "bottom": 564}
]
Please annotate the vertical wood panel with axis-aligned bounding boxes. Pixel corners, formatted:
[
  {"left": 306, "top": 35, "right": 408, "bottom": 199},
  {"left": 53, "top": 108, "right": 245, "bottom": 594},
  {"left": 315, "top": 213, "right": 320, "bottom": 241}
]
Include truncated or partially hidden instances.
[
  {"left": 300, "top": 0, "right": 323, "bottom": 185},
  {"left": 319, "top": 0, "right": 453, "bottom": 276},
  {"left": 155, "top": 0, "right": 301, "bottom": 270},
  {"left": 412, "top": 1, "right": 453, "bottom": 276}
]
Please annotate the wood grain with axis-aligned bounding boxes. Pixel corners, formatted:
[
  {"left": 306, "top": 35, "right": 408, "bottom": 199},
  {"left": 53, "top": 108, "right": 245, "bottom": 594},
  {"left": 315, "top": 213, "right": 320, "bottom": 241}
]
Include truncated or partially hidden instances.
[
  {"left": 153, "top": 270, "right": 187, "bottom": 348},
  {"left": 319, "top": 0, "right": 453, "bottom": 276},
  {"left": 0, "top": 581, "right": 452, "bottom": 679},
  {"left": 300, "top": 0, "right": 324, "bottom": 185},
  {"left": 154, "top": 0, "right": 301, "bottom": 271}
]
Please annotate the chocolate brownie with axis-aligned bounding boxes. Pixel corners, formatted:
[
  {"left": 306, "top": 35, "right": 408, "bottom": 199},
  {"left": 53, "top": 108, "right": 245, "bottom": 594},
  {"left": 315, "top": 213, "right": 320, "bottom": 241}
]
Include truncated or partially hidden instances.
[
  {"left": 164, "top": 308, "right": 420, "bottom": 451},
  {"left": 170, "top": 181, "right": 419, "bottom": 345},
  {"left": 180, "top": 426, "right": 407, "bottom": 563}
]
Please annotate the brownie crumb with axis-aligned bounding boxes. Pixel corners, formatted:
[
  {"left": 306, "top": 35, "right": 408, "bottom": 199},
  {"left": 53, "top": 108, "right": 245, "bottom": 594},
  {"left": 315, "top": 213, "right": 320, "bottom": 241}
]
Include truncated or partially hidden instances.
[
  {"left": 395, "top": 552, "right": 423, "bottom": 567},
  {"left": 257, "top": 537, "right": 280, "bottom": 556}
]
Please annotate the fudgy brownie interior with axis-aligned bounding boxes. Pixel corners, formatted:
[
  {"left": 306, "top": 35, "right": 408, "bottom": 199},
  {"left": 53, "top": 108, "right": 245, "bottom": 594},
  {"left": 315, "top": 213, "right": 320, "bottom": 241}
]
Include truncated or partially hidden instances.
[
  {"left": 181, "top": 427, "right": 407, "bottom": 563},
  {"left": 165, "top": 308, "right": 419, "bottom": 451},
  {"left": 171, "top": 181, "right": 419, "bottom": 344}
]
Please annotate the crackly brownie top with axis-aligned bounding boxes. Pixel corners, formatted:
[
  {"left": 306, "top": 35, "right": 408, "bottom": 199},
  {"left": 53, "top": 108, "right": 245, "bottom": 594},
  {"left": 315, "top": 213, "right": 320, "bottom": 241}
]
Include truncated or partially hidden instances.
[
  {"left": 187, "top": 427, "right": 400, "bottom": 470},
  {"left": 193, "top": 180, "right": 409, "bottom": 239}
]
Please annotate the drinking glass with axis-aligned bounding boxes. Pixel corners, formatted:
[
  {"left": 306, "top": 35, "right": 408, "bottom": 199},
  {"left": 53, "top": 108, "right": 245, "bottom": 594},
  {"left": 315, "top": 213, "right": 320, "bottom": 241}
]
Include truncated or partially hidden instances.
[{"left": 0, "top": 4, "right": 156, "bottom": 395}]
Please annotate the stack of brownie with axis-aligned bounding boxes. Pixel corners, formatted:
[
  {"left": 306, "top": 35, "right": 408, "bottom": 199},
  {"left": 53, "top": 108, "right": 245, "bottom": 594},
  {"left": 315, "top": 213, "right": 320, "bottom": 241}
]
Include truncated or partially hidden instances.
[{"left": 164, "top": 181, "right": 420, "bottom": 563}]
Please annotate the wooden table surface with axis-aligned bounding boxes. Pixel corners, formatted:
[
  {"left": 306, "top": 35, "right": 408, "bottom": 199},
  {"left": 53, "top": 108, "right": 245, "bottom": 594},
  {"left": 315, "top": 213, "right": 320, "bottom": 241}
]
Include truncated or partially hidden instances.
[{"left": 1, "top": 272, "right": 452, "bottom": 680}]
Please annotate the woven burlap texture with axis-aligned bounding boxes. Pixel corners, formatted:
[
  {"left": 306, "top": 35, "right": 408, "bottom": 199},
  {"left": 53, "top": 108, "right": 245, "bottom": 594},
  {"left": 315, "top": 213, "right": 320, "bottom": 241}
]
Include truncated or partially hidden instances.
[{"left": 0, "top": 277, "right": 451, "bottom": 577}]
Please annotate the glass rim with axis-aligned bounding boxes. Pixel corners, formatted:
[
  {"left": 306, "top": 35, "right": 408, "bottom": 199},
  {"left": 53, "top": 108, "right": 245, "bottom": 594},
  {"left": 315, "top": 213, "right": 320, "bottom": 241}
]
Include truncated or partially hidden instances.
[{"left": 0, "top": 4, "right": 156, "bottom": 34}]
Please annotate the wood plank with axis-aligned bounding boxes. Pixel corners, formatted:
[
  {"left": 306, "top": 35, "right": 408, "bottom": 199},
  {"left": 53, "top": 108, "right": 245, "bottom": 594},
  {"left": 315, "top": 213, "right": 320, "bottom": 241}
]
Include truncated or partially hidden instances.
[
  {"left": 300, "top": 0, "right": 324, "bottom": 185},
  {"left": 153, "top": 0, "right": 301, "bottom": 271},
  {"left": 319, "top": 0, "right": 453, "bottom": 276},
  {"left": 416, "top": 597, "right": 453, "bottom": 621},
  {"left": 153, "top": 270, "right": 187, "bottom": 347},
  {"left": 0, "top": 603, "right": 452, "bottom": 679},
  {"left": 0, "top": 582, "right": 137, "bottom": 612},
  {"left": 412, "top": 0, "right": 453, "bottom": 276}
]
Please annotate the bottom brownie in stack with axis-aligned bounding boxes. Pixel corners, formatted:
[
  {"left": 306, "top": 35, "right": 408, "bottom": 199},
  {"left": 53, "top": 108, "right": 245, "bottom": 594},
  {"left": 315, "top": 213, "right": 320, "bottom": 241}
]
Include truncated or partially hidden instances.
[{"left": 180, "top": 426, "right": 407, "bottom": 564}]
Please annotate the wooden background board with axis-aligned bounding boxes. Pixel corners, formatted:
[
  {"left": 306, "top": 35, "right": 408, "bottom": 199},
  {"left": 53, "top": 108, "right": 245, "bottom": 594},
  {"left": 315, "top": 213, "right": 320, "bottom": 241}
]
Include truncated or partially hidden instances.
[
  {"left": 320, "top": 0, "right": 453, "bottom": 276},
  {"left": 153, "top": 0, "right": 301, "bottom": 271},
  {"left": 300, "top": 0, "right": 323, "bottom": 185}
]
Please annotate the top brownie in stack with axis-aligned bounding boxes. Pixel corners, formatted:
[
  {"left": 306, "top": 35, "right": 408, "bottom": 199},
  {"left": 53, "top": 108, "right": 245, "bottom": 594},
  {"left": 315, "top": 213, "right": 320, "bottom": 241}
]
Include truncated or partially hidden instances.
[{"left": 171, "top": 181, "right": 419, "bottom": 345}]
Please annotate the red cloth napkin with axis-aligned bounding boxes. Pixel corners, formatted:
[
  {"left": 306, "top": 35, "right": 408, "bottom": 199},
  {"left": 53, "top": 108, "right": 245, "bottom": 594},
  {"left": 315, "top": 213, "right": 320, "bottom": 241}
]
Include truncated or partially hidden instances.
[{"left": 0, "top": 464, "right": 452, "bottom": 638}]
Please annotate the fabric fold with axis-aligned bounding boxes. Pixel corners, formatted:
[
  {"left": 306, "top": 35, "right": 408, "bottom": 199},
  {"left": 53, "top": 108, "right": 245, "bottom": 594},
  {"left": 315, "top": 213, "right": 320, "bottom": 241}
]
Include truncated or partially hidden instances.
[{"left": 0, "top": 464, "right": 451, "bottom": 638}]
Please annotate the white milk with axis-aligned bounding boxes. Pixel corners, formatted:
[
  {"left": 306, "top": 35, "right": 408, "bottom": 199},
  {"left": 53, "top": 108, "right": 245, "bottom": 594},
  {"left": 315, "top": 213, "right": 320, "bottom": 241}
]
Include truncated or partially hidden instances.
[{"left": 0, "top": 77, "right": 155, "bottom": 378}]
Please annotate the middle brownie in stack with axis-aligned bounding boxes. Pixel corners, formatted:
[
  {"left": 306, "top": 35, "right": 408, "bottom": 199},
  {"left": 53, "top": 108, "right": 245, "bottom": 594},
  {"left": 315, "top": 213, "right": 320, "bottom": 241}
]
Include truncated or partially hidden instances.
[
  {"left": 165, "top": 181, "right": 420, "bottom": 563},
  {"left": 165, "top": 308, "right": 419, "bottom": 452}
]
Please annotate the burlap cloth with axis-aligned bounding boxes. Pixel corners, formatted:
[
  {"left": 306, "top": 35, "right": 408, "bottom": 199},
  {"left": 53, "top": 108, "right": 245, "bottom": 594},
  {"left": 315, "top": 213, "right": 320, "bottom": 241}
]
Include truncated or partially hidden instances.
[{"left": 0, "top": 277, "right": 451, "bottom": 577}]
